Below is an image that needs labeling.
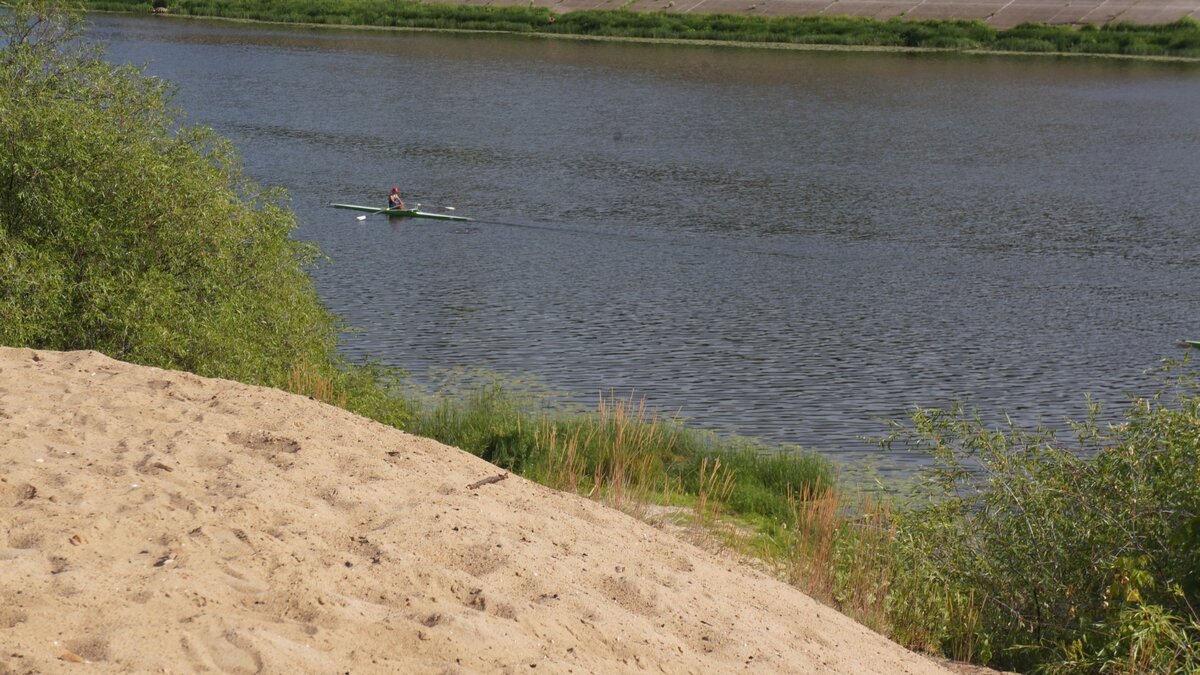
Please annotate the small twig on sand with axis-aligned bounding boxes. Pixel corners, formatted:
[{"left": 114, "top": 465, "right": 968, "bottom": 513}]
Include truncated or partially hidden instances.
[{"left": 467, "top": 473, "right": 509, "bottom": 490}]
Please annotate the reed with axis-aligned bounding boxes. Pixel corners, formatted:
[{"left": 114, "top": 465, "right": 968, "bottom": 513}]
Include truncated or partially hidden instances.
[
  {"left": 677, "top": 444, "right": 834, "bottom": 525},
  {"left": 785, "top": 484, "right": 839, "bottom": 604},
  {"left": 523, "top": 391, "right": 680, "bottom": 498},
  {"left": 408, "top": 384, "right": 833, "bottom": 527},
  {"left": 694, "top": 456, "right": 736, "bottom": 523},
  {"left": 286, "top": 356, "right": 348, "bottom": 407},
  {"left": 830, "top": 493, "right": 893, "bottom": 634},
  {"left": 516, "top": 394, "right": 679, "bottom": 518}
]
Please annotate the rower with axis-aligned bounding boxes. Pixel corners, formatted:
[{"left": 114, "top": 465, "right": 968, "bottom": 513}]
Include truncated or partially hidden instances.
[{"left": 388, "top": 186, "right": 406, "bottom": 210}]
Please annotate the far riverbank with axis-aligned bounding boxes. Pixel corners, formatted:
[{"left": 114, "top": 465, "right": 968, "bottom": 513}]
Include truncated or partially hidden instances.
[{"left": 89, "top": 0, "right": 1200, "bottom": 60}]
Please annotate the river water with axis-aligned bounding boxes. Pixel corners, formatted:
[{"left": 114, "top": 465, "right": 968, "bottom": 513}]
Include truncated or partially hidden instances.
[{"left": 90, "top": 15, "right": 1200, "bottom": 476}]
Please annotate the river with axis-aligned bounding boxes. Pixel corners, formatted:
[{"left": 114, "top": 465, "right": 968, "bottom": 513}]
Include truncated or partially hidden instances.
[{"left": 90, "top": 15, "right": 1200, "bottom": 476}]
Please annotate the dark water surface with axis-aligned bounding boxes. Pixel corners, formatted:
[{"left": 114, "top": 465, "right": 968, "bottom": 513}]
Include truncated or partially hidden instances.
[{"left": 92, "top": 15, "right": 1200, "bottom": 475}]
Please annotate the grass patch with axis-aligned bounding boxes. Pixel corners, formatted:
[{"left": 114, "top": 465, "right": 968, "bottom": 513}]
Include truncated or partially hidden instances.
[{"left": 407, "top": 385, "right": 835, "bottom": 523}]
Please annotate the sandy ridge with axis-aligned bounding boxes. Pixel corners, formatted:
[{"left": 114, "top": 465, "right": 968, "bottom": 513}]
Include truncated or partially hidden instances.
[{"left": 0, "top": 347, "right": 949, "bottom": 674}]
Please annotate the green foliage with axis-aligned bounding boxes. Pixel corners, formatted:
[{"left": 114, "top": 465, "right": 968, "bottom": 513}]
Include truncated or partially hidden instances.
[
  {"left": 0, "top": 0, "right": 413, "bottom": 425},
  {"left": 675, "top": 442, "right": 833, "bottom": 522},
  {"left": 990, "top": 19, "right": 1200, "bottom": 57},
  {"left": 86, "top": 0, "right": 1200, "bottom": 58},
  {"left": 884, "top": 360, "right": 1200, "bottom": 672},
  {"left": 413, "top": 383, "right": 536, "bottom": 470},
  {"left": 992, "top": 36, "right": 1057, "bottom": 52},
  {"left": 407, "top": 383, "right": 834, "bottom": 523},
  {"left": 90, "top": 0, "right": 556, "bottom": 30}
]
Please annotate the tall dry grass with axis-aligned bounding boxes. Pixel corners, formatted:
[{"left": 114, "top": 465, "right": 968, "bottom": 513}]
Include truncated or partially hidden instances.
[
  {"left": 287, "top": 357, "right": 347, "bottom": 407},
  {"left": 786, "top": 485, "right": 840, "bottom": 603},
  {"left": 833, "top": 494, "right": 894, "bottom": 634},
  {"left": 785, "top": 488, "right": 896, "bottom": 634},
  {"left": 530, "top": 392, "right": 679, "bottom": 517},
  {"left": 694, "top": 456, "right": 736, "bottom": 523}
]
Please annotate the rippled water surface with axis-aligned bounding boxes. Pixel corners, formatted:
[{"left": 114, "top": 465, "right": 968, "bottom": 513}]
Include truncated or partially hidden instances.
[{"left": 93, "top": 15, "right": 1200, "bottom": 474}]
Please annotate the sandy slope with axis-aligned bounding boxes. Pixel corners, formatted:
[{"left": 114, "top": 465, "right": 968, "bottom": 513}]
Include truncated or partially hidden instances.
[{"left": 0, "top": 348, "right": 949, "bottom": 674}]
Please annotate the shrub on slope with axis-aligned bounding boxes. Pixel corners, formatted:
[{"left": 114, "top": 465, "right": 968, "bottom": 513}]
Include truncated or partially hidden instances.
[
  {"left": 0, "top": 0, "right": 342, "bottom": 390},
  {"left": 887, "top": 361, "right": 1200, "bottom": 672}
]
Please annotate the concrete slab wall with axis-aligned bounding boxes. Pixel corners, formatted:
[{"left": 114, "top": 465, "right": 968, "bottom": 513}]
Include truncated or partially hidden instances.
[{"left": 515, "top": 0, "right": 1200, "bottom": 28}]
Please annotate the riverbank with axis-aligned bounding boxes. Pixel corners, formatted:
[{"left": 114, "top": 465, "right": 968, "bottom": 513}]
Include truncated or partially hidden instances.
[
  {"left": 0, "top": 347, "right": 952, "bottom": 674},
  {"left": 88, "top": 0, "right": 1200, "bottom": 59}
]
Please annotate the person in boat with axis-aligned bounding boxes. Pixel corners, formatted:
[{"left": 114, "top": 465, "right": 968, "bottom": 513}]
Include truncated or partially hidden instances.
[{"left": 387, "top": 186, "right": 406, "bottom": 211}]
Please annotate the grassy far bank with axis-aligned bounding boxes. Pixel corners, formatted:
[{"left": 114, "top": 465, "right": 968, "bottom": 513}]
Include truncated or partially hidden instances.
[
  {"left": 3, "top": 2, "right": 1199, "bottom": 672},
  {"left": 89, "top": 0, "right": 1200, "bottom": 59}
]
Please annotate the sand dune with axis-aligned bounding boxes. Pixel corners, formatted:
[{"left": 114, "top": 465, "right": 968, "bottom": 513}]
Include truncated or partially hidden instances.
[{"left": 0, "top": 347, "right": 948, "bottom": 674}]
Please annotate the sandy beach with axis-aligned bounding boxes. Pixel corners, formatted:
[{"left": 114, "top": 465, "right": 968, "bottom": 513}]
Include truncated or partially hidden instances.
[{"left": 0, "top": 347, "right": 950, "bottom": 673}]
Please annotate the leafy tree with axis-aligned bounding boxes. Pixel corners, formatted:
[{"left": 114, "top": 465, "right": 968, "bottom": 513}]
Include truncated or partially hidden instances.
[{"left": 0, "top": 0, "right": 341, "bottom": 388}]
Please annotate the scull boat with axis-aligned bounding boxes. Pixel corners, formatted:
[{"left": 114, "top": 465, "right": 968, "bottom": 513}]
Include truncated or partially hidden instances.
[{"left": 330, "top": 203, "right": 472, "bottom": 222}]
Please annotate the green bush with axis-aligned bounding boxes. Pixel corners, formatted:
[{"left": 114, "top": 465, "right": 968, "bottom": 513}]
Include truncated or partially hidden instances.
[
  {"left": 922, "top": 35, "right": 982, "bottom": 49},
  {"left": 886, "top": 360, "right": 1200, "bottom": 672},
  {"left": 992, "top": 36, "right": 1057, "bottom": 52},
  {"left": 0, "top": 0, "right": 412, "bottom": 425}
]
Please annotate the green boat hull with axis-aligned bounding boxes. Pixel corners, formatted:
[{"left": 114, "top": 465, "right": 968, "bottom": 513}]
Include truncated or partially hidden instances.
[{"left": 330, "top": 203, "right": 472, "bottom": 221}]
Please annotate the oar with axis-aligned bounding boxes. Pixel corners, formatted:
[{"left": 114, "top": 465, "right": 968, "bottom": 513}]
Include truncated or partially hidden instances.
[
  {"left": 412, "top": 201, "right": 457, "bottom": 212},
  {"left": 356, "top": 207, "right": 389, "bottom": 221}
]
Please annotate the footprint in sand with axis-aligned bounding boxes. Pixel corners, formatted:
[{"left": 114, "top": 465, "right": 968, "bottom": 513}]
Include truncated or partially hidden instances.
[
  {"left": 190, "top": 526, "right": 256, "bottom": 560},
  {"left": 0, "top": 606, "right": 28, "bottom": 629},
  {"left": 63, "top": 636, "right": 110, "bottom": 663},
  {"left": 0, "top": 481, "right": 37, "bottom": 508},
  {"left": 227, "top": 430, "right": 301, "bottom": 469},
  {"left": 450, "top": 542, "right": 511, "bottom": 578},
  {"left": 218, "top": 565, "right": 271, "bottom": 595},
  {"left": 183, "top": 629, "right": 264, "bottom": 674},
  {"left": 599, "top": 574, "right": 659, "bottom": 617}
]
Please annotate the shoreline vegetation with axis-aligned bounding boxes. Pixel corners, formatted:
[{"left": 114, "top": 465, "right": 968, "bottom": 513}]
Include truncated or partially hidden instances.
[
  {"left": 87, "top": 0, "right": 1200, "bottom": 60},
  {"left": 3, "top": 1, "right": 1198, "bottom": 672}
]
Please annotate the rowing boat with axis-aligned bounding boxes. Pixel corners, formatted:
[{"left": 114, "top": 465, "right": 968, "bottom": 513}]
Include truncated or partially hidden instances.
[
  {"left": 1181, "top": 340, "right": 1200, "bottom": 349},
  {"left": 330, "top": 203, "right": 472, "bottom": 222}
]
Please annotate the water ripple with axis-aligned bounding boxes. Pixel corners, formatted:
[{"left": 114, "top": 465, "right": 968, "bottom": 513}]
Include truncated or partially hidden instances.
[{"left": 93, "top": 15, "right": 1200, "bottom": 480}]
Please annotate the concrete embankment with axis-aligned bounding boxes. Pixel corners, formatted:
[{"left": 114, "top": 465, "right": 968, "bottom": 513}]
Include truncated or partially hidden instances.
[{"left": 454, "top": 0, "right": 1200, "bottom": 28}]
